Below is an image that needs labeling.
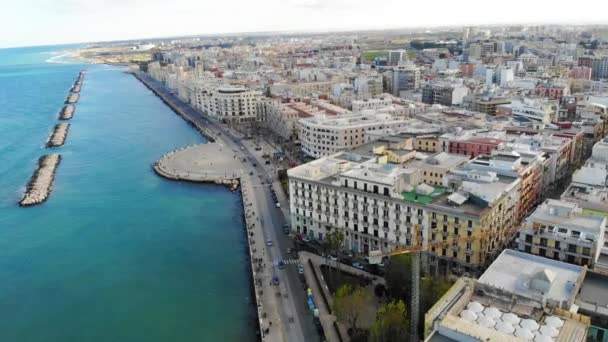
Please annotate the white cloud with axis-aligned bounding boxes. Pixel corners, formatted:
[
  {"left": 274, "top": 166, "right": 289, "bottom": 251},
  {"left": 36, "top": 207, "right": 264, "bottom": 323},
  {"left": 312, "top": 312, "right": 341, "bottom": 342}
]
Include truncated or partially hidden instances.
[{"left": 0, "top": 0, "right": 607, "bottom": 48}]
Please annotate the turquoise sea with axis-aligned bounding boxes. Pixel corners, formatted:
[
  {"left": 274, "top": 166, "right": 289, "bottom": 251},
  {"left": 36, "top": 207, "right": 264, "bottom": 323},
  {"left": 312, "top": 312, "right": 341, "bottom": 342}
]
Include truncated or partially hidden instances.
[{"left": 0, "top": 46, "right": 255, "bottom": 341}]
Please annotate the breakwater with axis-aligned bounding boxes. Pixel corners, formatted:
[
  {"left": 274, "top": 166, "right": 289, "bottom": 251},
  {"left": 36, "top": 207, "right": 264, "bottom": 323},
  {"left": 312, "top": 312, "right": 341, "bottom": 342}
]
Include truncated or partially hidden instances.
[
  {"left": 19, "top": 154, "right": 62, "bottom": 207},
  {"left": 47, "top": 123, "right": 70, "bottom": 148},
  {"left": 65, "top": 93, "right": 80, "bottom": 104},
  {"left": 131, "top": 72, "right": 217, "bottom": 142},
  {"left": 59, "top": 105, "right": 75, "bottom": 120},
  {"left": 71, "top": 84, "right": 81, "bottom": 93}
]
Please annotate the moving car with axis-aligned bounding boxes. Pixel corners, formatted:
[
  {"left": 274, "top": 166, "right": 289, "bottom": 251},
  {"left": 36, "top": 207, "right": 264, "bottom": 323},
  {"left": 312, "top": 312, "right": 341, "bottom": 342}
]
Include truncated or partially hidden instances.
[
  {"left": 297, "top": 264, "right": 305, "bottom": 274},
  {"left": 278, "top": 261, "right": 285, "bottom": 269},
  {"left": 276, "top": 202, "right": 281, "bottom": 208},
  {"left": 267, "top": 240, "right": 273, "bottom": 246},
  {"left": 272, "top": 276, "right": 280, "bottom": 285}
]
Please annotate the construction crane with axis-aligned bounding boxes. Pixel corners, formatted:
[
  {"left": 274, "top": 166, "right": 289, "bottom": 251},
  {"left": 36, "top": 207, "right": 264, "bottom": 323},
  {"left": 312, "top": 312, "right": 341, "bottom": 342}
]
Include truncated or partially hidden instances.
[{"left": 368, "top": 224, "right": 525, "bottom": 341}]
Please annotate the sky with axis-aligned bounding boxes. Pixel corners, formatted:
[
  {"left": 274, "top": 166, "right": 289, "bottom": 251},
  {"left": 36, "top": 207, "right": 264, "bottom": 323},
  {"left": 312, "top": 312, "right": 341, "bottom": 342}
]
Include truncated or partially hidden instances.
[{"left": 1, "top": 0, "right": 608, "bottom": 48}]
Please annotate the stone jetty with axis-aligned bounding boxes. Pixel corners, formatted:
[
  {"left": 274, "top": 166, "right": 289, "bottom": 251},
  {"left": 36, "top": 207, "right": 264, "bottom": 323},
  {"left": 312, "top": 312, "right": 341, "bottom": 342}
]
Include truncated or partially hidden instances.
[
  {"left": 65, "top": 93, "right": 80, "bottom": 104},
  {"left": 71, "top": 84, "right": 81, "bottom": 93},
  {"left": 19, "top": 154, "right": 61, "bottom": 207},
  {"left": 59, "top": 105, "right": 75, "bottom": 120},
  {"left": 47, "top": 123, "right": 70, "bottom": 148},
  {"left": 154, "top": 142, "right": 241, "bottom": 190}
]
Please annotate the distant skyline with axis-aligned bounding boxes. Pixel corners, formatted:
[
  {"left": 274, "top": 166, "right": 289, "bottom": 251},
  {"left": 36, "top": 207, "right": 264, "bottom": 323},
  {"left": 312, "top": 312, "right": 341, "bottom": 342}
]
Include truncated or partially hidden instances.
[{"left": 2, "top": 0, "right": 608, "bottom": 48}]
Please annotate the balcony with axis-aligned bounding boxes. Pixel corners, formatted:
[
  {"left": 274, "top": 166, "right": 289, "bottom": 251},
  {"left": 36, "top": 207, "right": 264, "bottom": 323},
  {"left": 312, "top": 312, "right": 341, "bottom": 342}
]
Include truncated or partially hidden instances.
[{"left": 465, "top": 248, "right": 474, "bottom": 255}]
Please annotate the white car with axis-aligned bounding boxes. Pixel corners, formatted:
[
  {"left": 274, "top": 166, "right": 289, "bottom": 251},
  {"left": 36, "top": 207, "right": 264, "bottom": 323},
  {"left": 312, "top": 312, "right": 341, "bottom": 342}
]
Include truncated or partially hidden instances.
[
  {"left": 267, "top": 240, "right": 273, "bottom": 246},
  {"left": 275, "top": 202, "right": 281, "bottom": 208}
]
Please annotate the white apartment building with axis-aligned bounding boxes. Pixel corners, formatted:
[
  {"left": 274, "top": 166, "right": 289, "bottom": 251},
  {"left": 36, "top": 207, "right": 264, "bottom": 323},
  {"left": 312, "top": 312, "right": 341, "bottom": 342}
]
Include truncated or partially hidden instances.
[
  {"left": 298, "top": 113, "right": 411, "bottom": 158},
  {"left": 195, "top": 84, "right": 264, "bottom": 124},
  {"left": 351, "top": 98, "right": 393, "bottom": 113},
  {"left": 510, "top": 97, "right": 557, "bottom": 123}
]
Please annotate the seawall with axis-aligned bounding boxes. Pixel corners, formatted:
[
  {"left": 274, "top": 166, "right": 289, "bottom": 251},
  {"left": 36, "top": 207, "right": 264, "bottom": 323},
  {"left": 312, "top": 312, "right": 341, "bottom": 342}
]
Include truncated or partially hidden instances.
[
  {"left": 47, "top": 123, "right": 70, "bottom": 148},
  {"left": 59, "top": 105, "right": 75, "bottom": 120},
  {"left": 19, "top": 154, "right": 62, "bottom": 207},
  {"left": 130, "top": 72, "right": 216, "bottom": 142}
]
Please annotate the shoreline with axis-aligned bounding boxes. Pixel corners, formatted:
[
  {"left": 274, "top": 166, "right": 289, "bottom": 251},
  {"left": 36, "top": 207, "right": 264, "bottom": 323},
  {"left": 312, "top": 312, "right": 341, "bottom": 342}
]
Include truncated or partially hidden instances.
[
  {"left": 130, "top": 72, "right": 217, "bottom": 142},
  {"left": 133, "top": 72, "right": 263, "bottom": 341},
  {"left": 19, "top": 154, "right": 62, "bottom": 207}
]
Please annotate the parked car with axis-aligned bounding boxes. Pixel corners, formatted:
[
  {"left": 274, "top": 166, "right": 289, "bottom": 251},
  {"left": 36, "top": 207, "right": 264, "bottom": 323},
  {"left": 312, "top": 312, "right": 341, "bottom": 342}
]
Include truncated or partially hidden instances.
[
  {"left": 254, "top": 146, "right": 262, "bottom": 151},
  {"left": 276, "top": 202, "right": 281, "bottom": 208},
  {"left": 272, "top": 276, "right": 280, "bottom": 285},
  {"left": 265, "top": 160, "right": 271, "bottom": 165},
  {"left": 352, "top": 262, "right": 365, "bottom": 270},
  {"left": 329, "top": 255, "right": 338, "bottom": 262},
  {"left": 297, "top": 264, "right": 305, "bottom": 274}
]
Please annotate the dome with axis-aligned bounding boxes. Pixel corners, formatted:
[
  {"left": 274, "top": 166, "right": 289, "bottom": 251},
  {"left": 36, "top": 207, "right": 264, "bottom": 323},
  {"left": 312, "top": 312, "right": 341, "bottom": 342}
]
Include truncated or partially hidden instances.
[
  {"left": 540, "top": 325, "right": 559, "bottom": 338},
  {"left": 502, "top": 312, "right": 521, "bottom": 325},
  {"left": 484, "top": 306, "right": 502, "bottom": 319},
  {"left": 478, "top": 316, "right": 496, "bottom": 328},
  {"left": 467, "top": 301, "right": 484, "bottom": 313},
  {"left": 520, "top": 319, "right": 540, "bottom": 331},
  {"left": 495, "top": 321, "right": 515, "bottom": 335},
  {"left": 460, "top": 309, "right": 477, "bottom": 322},
  {"left": 544, "top": 316, "right": 564, "bottom": 328},
  {"left": 515, "top": 328, "right": 535, "bottom": 341}
]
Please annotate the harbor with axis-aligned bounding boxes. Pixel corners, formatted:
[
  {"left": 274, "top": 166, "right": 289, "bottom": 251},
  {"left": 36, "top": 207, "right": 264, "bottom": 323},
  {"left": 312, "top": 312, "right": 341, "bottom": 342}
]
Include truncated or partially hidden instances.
[
  {"left": 46, "top": 123, "right": 70, "bottom": 147},
  {"left": 59, "top": 105, "right": 74, "bottom": 120},
  {"left": 19, "top": 154, "right": 61, "bottom": 207}
]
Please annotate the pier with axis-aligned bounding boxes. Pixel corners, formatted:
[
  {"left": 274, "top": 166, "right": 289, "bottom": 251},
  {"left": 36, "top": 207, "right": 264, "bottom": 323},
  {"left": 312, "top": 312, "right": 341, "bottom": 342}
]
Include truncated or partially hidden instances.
[
  {"left": 59, "top": 105, "right": 75, "bottom": 120},
  {"left": 65, "top": 93, "right": 80, "bottom": 104},
  {"left": 47, "top": 123, "right": 70, "bottom": 148},
  {"left": 19, "top": 154, "right": 62, "bottom": 207},
  {"left": 154, "top": 143, "right": 241, "bottom": 189}
]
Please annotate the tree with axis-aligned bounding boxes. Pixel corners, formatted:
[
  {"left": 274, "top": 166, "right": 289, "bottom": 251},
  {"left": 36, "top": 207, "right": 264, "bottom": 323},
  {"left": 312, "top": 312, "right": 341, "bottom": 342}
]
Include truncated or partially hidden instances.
[
  {"left": 385, "top": 254, "right": 413, "bottom": 301},
  {"left": 369, "top": 300, "right": 409, "bottom": 342},
  {"left": 334, "top": 284, "right": 369, "bottom": 334}
]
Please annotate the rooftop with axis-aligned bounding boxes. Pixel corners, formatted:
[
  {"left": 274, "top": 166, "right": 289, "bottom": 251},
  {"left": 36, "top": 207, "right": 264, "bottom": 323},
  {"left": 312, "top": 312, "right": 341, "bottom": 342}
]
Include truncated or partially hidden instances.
[{"left": 478, "top": 249, "right": 583, "bottom": 304}]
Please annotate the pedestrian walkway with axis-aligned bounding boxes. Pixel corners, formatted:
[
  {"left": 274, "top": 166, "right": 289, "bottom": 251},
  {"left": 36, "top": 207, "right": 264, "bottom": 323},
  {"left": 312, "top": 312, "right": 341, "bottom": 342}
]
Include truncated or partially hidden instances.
[{"left": 274, "top": 259, "right": 300, "bottom": 266}]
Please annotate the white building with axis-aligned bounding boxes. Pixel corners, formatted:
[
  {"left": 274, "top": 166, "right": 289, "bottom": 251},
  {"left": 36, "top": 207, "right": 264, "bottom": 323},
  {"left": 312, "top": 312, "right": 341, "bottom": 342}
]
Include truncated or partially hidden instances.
[
  {"left": 298, "top": 113, "right": 411, "bottom": 158},
  {"left": 510, "top": 97, "right": 557, "bottom": 123}
]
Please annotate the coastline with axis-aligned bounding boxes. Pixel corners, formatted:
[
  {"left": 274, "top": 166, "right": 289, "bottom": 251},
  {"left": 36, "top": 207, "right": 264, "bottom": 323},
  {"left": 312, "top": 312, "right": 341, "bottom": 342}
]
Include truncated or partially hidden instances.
[{"left": 132, "top": 71, "right": 262, "bottom": 341}]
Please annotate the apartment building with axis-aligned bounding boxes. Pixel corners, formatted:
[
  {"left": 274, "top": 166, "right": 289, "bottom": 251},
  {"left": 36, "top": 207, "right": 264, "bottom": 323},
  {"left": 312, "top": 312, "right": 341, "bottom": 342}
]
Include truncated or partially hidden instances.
[
  {"left": 462, "top": 150, "right": 543, "bottom": 222},
  {"left": 509, "top": 96, "right": 558, "bottom": 123},
  {"left": 517, "top": 200, "right": 606, "bottom": 268},
  {"left": 351, "top": 98, "right": 393, "bottom": 113},
  {"left": 422, "top": 81, "right": 469, "bottom": 106},
  {"left": 407, "top": 152, "right": 469, "bottom": 186},
  {"left": 298, "top": 113, "right": 411, "bottom": 158},
  {"left": 388, "top": 64, "right": 421, "bottom": 96},
  {"left": 288, "top": 151, "right": 519, "bottom": 275},
  {"left": 195, "top": 85, "right": 264, "bottom": 124}
]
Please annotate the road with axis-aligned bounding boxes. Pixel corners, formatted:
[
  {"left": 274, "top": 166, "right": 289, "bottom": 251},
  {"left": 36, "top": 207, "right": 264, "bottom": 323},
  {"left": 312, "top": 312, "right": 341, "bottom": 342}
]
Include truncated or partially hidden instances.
[{"left": 137, "top": 73, "right": 319, "bottom": 342}]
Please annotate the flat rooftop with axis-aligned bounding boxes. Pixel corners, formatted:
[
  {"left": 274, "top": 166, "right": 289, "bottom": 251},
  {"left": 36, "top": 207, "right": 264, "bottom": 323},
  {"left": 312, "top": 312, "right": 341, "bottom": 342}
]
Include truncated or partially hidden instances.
[
  {"left": 578, "top": 271, "right": 608, "bottom": 308},
  {"left": 478, "top": 249, "right": 583, "bottom": 304}
]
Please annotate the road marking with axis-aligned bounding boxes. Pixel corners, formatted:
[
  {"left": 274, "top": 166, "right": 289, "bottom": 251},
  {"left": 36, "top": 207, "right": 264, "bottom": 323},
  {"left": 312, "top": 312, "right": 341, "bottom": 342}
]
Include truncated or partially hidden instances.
[{"left": 275, "top": 259, "right": 299, "bottom": 266}]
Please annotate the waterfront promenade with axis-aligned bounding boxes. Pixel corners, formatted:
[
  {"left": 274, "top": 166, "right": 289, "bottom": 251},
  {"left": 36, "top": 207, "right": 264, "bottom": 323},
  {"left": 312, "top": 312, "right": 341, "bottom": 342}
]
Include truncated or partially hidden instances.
[
  {"left": 154, "top": 143, "right": 241, "bottom": 188},
  {"left": 135, "top": 72, "right": 319, "bottom": 342}
]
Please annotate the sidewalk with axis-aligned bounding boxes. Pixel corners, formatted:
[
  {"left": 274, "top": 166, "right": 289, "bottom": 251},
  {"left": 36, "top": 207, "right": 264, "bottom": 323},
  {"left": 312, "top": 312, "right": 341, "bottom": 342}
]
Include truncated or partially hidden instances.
[{"left": 242, "top": 175, "right": 285, "bottom": 342}]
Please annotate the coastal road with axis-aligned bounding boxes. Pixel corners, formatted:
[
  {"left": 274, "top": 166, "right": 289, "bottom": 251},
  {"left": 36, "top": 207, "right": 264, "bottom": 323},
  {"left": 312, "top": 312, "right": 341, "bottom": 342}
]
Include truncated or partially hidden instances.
[{"left": 136, "top": 73, "right": 319, "bottom": 342}]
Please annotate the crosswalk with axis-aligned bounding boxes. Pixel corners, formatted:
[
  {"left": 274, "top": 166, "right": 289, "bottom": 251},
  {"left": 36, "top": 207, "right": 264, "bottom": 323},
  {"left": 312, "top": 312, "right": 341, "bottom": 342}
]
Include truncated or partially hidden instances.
[{"left": 275, "top": 259, "right": 299, "bottom": 266}]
